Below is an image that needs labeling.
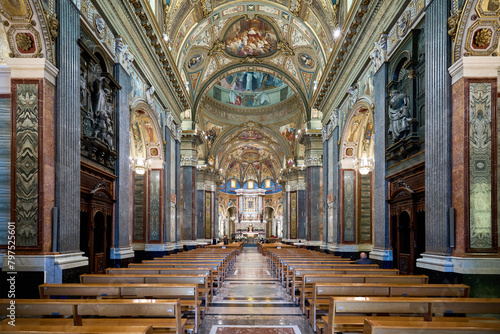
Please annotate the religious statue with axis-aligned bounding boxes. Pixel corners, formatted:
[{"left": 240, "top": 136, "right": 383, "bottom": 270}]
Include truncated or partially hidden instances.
[
  {"left": 80, "top": 70, "right": 88, "bottom": 108},
  {"left": 146, "top": 85, "right": 155, "bottom": 107},
  {"left": 388, "top": 90, "right": 412, "bottom": 142}
]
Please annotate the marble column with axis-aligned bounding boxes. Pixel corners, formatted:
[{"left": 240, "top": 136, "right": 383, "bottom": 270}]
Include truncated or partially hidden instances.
[
  {"left": 280, "top": 181, "right": 288, "bottom": 239},
  {"left": 422, "top": 0, "right": 453, "bottom": 263},
  {"left": 175, "top": 136, "right": 181, "bottom": 244},
  {"left": 111, "top": 62, "right": 133, "bottom": 262},
  {"left": 371, "top": 61, "right": 392, "bottom": 264},
  {"left": 326, "top": 126, "right": 340, "bottom": 251},
  {"left": 55, "top": 0, "right": 81, "bottom": 254},
  {"left": 164, "top": 126, "right": 172, "bottom": 243},
  {"left": 180, "top": 130, "right": 202, "bottom": 243},
  {"left": 322, "top": 136, "right": 328, "bottom": 245},
  {"left": 300, "top": 130, "right": 323, "bottom": 243}
]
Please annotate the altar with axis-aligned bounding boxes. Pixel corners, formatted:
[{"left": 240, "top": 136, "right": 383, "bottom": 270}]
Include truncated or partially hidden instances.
[{"left": 235, "top": 188, "right": 267, "bottom": 233}]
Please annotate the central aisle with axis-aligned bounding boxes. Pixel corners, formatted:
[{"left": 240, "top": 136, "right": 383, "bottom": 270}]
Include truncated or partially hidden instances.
[{"left": 197, "top": 246, "right": 315, "bottom": 334}]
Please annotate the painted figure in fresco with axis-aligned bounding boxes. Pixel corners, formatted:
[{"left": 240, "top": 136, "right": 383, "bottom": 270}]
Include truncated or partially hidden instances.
[
  {"left": 224, "top": 19, "right": 277, "bottom": 57},
  {"left": 388, "top": 90, "right": 412, "bottom": 142}
]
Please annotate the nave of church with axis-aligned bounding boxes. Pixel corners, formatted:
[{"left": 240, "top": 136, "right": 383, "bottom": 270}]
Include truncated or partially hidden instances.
[{"left": 0, "top": 0, "right": 500, "bottom": 332}]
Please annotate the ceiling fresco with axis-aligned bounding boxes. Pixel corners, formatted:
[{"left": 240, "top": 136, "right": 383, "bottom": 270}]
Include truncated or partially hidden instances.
[
  {"left": 163, "top": 1, "right": 340, "bottom": 190},
  {"left": 207, "top": 71, "right": 294, "bottom": 108}
]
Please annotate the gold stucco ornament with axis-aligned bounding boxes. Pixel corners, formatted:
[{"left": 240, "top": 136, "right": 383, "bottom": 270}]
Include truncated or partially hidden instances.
[{"left": 474, "top": 28, "right": 492, "bottom": 47}]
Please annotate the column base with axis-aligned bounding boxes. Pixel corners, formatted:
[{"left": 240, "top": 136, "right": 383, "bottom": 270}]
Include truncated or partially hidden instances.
[
  {"left": 417, "top": 253, "right": 500, "bottom": 274},
  {"left": 110, "top": 246, "right": 135, "bottom": 268},
  {"left": 416, "top": 253, "right": 500, "bottom": 297},
  {"left": 0, "top": 252, "right": 88, "bottom": 298}
]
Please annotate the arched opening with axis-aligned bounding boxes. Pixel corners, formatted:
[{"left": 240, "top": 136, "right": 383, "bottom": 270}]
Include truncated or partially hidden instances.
[{"left": 339, "top": 103, "right": 375, "bottom": 245}]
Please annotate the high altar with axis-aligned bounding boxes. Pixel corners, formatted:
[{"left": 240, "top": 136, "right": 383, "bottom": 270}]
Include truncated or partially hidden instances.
[{"left": 235, "top": 188, "right": 267, "bottom": 236}]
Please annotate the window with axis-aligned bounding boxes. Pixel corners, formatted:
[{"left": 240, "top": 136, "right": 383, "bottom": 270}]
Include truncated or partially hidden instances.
[
  {"left": 248, "top": 181, "right": 254, "bottom": 189},
  {"left": 230, "top": 179, "right": 237, "bottom": 188},
  {"left": 265, "top": 179, "right": 271, "bottom": 188}
]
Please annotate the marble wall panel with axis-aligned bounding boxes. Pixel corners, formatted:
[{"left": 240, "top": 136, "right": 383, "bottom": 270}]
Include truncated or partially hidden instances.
[
  {"left": 149, "top": 170, "right": 161, "bottom": 241},
  {"left": 468, "top": 82, "right": 493, "bottom": 250},
  {"left": 15, "top": 83, "right": 39, "bottom": 247},
  {"left": 0, "top": 97, "right": 11, "bottom": 245},
  {"left": 343, "top": 170, "right": 355, "bottom": 242}
]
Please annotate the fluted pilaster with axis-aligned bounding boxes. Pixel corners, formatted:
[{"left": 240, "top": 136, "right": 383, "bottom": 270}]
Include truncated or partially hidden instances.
[
  {"left": 424, "top": 0, "right": 452, "bottom": 255},
  {"left": 55, "top": 0, "right": 81, "bottom": 252},
  {"left": 373, "top": 63, "right": 389, "bottom": 251},
  {"left": 114, "top": 64, "right": 131, "bottom": 248}
]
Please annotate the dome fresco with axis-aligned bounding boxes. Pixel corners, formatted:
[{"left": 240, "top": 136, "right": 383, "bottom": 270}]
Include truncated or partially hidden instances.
[{"left": 208, "top": 71, "right": 294, "bottom": 108}]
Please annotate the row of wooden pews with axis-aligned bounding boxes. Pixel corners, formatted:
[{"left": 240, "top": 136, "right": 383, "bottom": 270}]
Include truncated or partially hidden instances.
[
  {"left": 266, "top": 246, "right": 500, "bottom": 334},
  {"left": 0, "top": 246, "right": 239, "bottom": 334}
]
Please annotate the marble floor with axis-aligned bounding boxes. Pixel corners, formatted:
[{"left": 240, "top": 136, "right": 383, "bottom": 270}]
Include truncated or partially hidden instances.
[{"left": 197, "top": 246, "right": 315, "bottom": 334}]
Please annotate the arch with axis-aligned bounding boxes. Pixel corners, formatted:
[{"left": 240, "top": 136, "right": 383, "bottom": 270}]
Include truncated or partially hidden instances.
[
  {"left": 130, "top": 99, "right": 165, "bottom": 167},
  {"left": 211, "top": 124, "right": 293, "bottom": 166},
  {"left": 339, "top": 97, "right": 374, "bottom": 165},
  {"left": 193, "top": 63, "right": 310, "bottom": 121},
  {"left": 176, "top": 1, "right": 327, "bottom": 70}
]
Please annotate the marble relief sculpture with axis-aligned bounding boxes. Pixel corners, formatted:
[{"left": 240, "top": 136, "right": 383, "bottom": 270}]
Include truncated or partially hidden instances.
[{"left": 388, "top": 90, "right": 412, "bottom": 143}]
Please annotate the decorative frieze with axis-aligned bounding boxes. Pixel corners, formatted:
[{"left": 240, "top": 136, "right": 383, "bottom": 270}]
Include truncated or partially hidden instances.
[
  {"left": 305, "top": 154, "right": 323, "bottom": 166},
  {"left": 322, "top": 108, "right": 338, "bottom": 142},
  {"left": 181, "top": 154, "right": 198, "bottom": 167},
  {"left": 115, "top": 37, "right": 134, "bottom": 73},
  {"left": 387, "top": 0, "right": 429, "bottom": 57},
  {"left": 369, "top": 33, "right": 388, "bottom": 72}
]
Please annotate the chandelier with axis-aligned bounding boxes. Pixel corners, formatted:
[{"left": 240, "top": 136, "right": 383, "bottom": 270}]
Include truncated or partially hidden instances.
[
  {"left": 132, "top": 158, "right": 148, "bottom": 175},
  {"left": 356, "top": 154, "right": 374, "bottom": 175}
]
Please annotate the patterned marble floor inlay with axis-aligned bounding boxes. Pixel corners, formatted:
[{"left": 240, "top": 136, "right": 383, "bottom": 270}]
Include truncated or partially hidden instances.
[
  {"left": 198, "top": 246, "right": 314, "bottom": 333},
  {"left": 209, "top": 325, "right": 301, "bottom": 334}
]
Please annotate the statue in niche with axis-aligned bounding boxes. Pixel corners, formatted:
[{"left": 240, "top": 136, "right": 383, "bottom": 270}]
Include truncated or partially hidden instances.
[
  {"left": 91, "top": 76, "right": 115, "bottom": 151},
  {"left": 388, "top": 90, "right": 412, "bottom": 142},
  {"left": 80, "top": 70, "right": 88, "bottom": 108}
]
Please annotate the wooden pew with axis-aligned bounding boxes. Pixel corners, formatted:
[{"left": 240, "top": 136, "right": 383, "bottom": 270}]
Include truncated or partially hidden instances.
[
  {"left": 128, "top": 263, "right": 224, "bottom": 284},
  {"left": 308, "top": 283, "right": 470, "bottom": 331},
  {"left": 38, "top": 283, "right": 200, "bottom": 332},
  {"left": 279, "top": 260, "right": 355, "bottom": 282},
  {"left": 290, "top": 268, "right": 399, "bottom": 296},
  {"left": 80, "top": 274, "right": 210, "bottom": 314},
  {"left": 363, "top": 319, "right": 500, "bottom": 334},
  {"left": 298, "top": 274, "right": 429, "bottom": 312},
  {"left": 323, "top": 297, "right": 500, "bottom": 334},
  {"left": 0, "top": 298, "right": 182, "bottom": 334},
  {"left": 106, "top": 267, "right": 219, "bottom": 295},
  {"left": 283, "top": 264, "right": 379, "bottom": 290},
  {"left": 141, "top": 259, "right": 227, "bottom": 277},
  {"left": 0, "top": 325, "right": 154, "bottom": 334}
]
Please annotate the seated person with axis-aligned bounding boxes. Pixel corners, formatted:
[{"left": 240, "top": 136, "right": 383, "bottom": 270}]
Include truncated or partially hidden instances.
[{"left": 355, "top": 252, "right": 372, "bottom": 264}]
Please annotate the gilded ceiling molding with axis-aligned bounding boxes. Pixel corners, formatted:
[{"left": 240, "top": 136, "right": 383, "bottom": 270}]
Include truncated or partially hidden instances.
[
  {"left": 452, "top": 0, "right": 500, "bottom": 63},
  {"left": 312, "top": 0, "right": 374, "bottom": 109},
  {"left": 0, "top": 0, "right": 55, "bottom": 63},
  {"left": 313, "top": 0, "right": 401, "bottom": 122},
  {"left": 127, "top": 0, "right": 191, "bottom": 110},
  {"left": 94, "top": 0, "right": 184, "bottom": 124}
]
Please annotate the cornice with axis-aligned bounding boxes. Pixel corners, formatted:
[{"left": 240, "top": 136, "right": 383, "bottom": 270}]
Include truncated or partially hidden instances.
[
  {"left": 313, "top": 0, "right": 402, "bottom": 114},
  {"left": 95, "top": 0, "right": 190, "bottom": 120}
]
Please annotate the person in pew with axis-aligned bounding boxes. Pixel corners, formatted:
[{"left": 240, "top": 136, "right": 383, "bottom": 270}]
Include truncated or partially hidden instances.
[{"left": 356, "top": 252, "right": 373, "bottom": 264}]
